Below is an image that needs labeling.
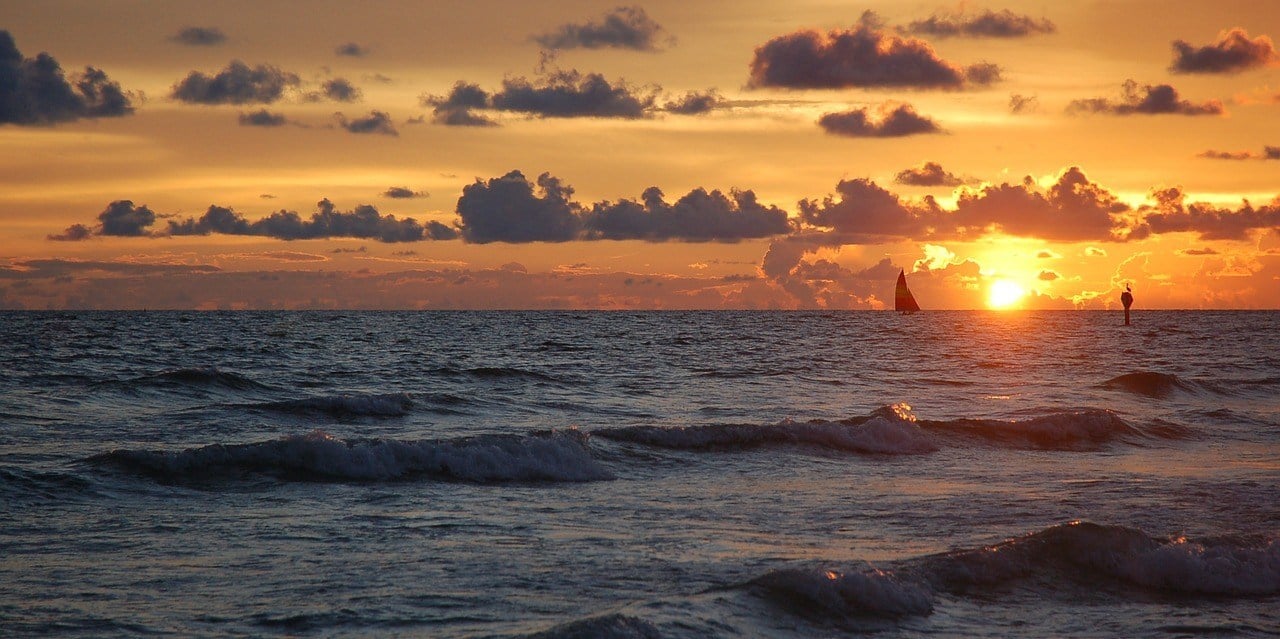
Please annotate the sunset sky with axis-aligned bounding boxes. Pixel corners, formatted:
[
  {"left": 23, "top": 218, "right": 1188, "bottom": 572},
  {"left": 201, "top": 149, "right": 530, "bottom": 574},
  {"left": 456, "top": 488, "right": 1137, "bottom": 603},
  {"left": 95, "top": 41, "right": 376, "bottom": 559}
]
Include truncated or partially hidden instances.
[{"left": 2, "top": 0, "right": 1278, "bottom": 310}]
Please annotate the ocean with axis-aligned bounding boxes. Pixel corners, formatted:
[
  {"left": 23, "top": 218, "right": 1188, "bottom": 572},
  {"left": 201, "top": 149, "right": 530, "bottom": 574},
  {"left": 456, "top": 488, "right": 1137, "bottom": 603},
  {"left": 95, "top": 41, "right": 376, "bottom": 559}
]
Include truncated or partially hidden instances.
[{"left": 1, "top": 310, "right": 1277, "bottom": 637}]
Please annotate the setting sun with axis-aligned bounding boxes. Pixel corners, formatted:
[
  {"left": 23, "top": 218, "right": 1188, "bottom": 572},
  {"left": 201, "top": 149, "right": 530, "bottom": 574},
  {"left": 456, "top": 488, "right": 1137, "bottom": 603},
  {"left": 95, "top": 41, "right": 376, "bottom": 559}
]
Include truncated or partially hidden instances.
[{"left": 988, "top": 280, "right": 1027, "bottom": 309}]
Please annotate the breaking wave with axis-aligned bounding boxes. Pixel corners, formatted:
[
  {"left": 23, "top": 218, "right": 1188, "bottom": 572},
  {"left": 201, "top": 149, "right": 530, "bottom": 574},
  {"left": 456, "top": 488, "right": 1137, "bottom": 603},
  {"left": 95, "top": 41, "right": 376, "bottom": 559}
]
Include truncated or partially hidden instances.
[
  {"left": 745, "top": 521, "right": 1280, "bottom": 626},
  {"left": 116, "top": 367, "right": 271, "bottom": 392},
  {"left": 596, "top": 405, "right": 1177, "bottom": 455},
  {"left": 1099, "top": 371, "right": 1198, "bottom": 398},
  {"left": 924, "top": 521, "right": 1280, "bottom": 597},
  {"left": 594, "top": 405, "right": 936, "bottom": 455},
  {"left": 749, "top": 567, "right": 934, "bottom": 620},
  {"left": 250, "top": 392, "right": 414, "bottom": 417},
  {"left": 520, "top": 613, "right": 662, "bottom": 639},
  {"left": 90, "top": 429, "right": 612, "bottom": 483}
]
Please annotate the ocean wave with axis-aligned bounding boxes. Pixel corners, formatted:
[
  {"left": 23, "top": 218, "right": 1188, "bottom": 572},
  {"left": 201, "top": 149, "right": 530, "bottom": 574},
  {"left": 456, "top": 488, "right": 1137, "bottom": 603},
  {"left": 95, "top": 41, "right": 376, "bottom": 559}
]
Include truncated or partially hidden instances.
[
  {"left": 1099, "top": 371, "right": 1198, "bottom": 398},
  {"left": 520, "top": 613, "right": 662, "bottom": 639},
  {"left": 120, "top": 366, "right": 271, "bottom": 392},
  {"left": 749, "top": 567, "right": 934, "bottom": 620},
  {"left": 919, "top": 409, "right": 1153, "bottom": 450},
  {"left": 926, "top": 521, "right": 1280, "bottom": 597},
  {"left": 90, "top": 429, "right": 613, "bottom": 483},
  {"left": 250, "top": 392, "right": 414, "bottom": 417},
  {"left": 597, "top": 405, "right": 1172, "bottom": 456},
  {"left": 0, "top": 466, "right": 95, "bottom": 500},
  {"left": 594, "top": 405, "right": 936, "bottom": 456}
]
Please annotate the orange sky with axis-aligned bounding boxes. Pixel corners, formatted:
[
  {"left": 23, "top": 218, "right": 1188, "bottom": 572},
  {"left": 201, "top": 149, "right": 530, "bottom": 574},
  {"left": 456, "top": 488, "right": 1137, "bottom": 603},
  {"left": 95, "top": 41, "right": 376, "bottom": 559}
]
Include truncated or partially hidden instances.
[{"left": 2, "top": 0, "right": 1278, "bottom": 309}]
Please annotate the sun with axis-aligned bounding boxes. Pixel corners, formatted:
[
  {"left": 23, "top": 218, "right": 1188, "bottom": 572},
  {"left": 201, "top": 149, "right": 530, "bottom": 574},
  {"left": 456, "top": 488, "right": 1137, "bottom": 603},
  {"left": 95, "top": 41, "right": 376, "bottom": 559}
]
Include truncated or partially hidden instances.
[{"left": 987, "top": 279, "right": 1027, "bottom": 309}]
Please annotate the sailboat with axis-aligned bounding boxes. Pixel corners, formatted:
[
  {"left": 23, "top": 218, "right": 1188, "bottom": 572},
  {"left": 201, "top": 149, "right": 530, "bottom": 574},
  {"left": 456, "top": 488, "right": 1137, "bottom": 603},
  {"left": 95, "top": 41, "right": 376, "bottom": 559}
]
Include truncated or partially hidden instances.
[{"left": 895, "top": 269, "right": 920, "bottom": 314}]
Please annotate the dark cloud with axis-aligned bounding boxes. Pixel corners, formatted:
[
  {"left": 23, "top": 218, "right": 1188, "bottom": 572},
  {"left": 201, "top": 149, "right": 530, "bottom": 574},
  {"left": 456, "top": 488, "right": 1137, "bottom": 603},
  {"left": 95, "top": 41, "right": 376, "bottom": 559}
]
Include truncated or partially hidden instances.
[
  {"left": 534, "top": 6, "right": 671, "bottom": 51},
  {"left": 747, "top": 12, "right": 1000, "bottom": 89},
  {"left": 1009, "top": 94, "right": 1039, "bottom": 114},
  {"left": 168, "top": 200, "right": 453, "bottom": 242},
  {"left": 662, "top": 90, "right": 723, "bottom": 115},
  {"left": 238, "top": 109, "right": 288, "bottom": 127},
  {"left": 952, "top": 168, "right": 1130, "bottom": 241},
  {"left": 818, "top": 103, "right": 941, "bottom": 137},
  {"left": 422, "top": 81, "right": 497, "bottom": 126},
  {"left": 382, "top": 187, "right": 426, "bottom": 199},
  {"left": 47, "top": 224, "right": 93, "bottom": 242},
  {"left": 456, "top": 171, "right": 582, "bottom": 243},
  {"left": 320, "top": 78, "right": 361, "bottom": 102},
  {"left": 0, "top": 30, "right": 135, "bottom": 125},
  {"left": 1198, "top": 146, "right": 1280, "bottom": 161},
  {"left": 1067, "top": 80, "right": 1224, "bottom": 116},
  {"left": 456, "top": 170, "right": 793, "bottom": 244},
  {"left": 334, "top": 42, "right": 369, "bottom": 57},
  {"left": 798, "top": 178, "right": 936, "bottom": 239},
  {"left": 895, "top": 162, "right": 962, "bottom": 187},
  {"left": 1179, "top": 247, "right": 1220, "bottom": 256},
  {"left": 905, "top": 9, "right": 1056, "bottom": 38},
  {"left": 1267, "top": 146, "right": 1280, "bottom": 160},
  {"left": 171, "top": 27, "right": 227, "bottom": 46},
  {"left": 171, "top": 60, "right": 299, "bottom": 105},
  {"left": 98, "top": 200, "right": 157, "bottom": 236},
  {"left": 584, "top": 187, "right": 790, "bottom": 241},
  {"left": 331, "top": 246, "right": 367, "bottom": 254},
  {"left": 1171, "top": 28, "right": 1278, "bottom": 74},
  {"left": 335, "top": 110, "right": 397, "bottom": 135},
  {"left": 1138, "top": 187, "right": 1280, "bottom": 241},
  {"left": 491, "top": 70, "right": 655, "bottom": 119}
]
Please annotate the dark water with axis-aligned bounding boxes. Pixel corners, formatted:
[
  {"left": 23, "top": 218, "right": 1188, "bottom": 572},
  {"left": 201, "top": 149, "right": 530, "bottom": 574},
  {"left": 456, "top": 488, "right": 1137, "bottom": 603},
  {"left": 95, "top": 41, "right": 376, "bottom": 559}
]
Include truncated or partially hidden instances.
[{"left": 1, "top": 310, "right": 1277, "bottom": 637}]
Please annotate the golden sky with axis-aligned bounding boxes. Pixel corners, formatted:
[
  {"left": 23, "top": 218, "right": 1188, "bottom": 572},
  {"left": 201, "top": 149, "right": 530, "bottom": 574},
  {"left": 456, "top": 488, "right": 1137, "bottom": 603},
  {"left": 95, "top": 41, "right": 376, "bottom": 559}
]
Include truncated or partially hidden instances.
[{"left": 2, "top": 0, "right": 1278, "bottom": 309}]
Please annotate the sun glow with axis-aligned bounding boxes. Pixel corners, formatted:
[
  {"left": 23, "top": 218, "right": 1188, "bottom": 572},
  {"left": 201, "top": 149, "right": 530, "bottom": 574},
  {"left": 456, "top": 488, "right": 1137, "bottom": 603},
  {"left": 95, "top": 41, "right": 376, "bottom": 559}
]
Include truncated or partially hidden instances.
[{"left": 987, "top": 279, "right": 1027, "bottom": 309}]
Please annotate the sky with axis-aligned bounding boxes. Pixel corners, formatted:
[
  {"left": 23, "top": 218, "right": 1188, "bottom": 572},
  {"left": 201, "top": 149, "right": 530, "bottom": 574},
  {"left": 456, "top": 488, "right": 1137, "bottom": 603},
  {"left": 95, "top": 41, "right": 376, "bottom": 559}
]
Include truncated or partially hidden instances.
[{"left": 1, "top": 0, "right": 1278, "bottom": 310}]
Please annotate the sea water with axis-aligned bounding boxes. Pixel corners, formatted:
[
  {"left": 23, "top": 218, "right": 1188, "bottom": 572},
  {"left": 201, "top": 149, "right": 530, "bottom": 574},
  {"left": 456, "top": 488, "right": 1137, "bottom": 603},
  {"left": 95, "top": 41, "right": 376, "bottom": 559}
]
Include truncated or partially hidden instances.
[{"left": 1, "top": 310, "right": 1277, "bottom": 637}]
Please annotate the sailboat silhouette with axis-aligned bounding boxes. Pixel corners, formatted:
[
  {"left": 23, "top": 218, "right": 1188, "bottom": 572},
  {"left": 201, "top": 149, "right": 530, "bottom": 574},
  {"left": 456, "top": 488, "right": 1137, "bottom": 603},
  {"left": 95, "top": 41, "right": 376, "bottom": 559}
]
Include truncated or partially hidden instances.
[{"left": 895, "top": 269, "right": 920, "bottom": 314}]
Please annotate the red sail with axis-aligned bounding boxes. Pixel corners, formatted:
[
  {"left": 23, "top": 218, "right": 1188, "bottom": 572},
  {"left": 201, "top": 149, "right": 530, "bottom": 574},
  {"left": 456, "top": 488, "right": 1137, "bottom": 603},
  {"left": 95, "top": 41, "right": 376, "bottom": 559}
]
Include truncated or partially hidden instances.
[{"left": 895, "top": 270, "right": 920, "bottom": 313}]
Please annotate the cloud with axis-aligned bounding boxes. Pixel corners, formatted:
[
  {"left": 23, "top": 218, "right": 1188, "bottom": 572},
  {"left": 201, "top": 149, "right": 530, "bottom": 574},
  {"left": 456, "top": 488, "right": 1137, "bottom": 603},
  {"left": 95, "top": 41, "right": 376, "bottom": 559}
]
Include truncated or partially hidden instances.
[
  {"left": 331, "top": 246, "right": 367, "bottom": 254},
  {"left": 799, "top": 178, "right": 934, "bottom": 239},
  {"left": 171, "top": 27, "right": 227, "bottom": 46},
  {"left": 422, "top": 81, "right": 498, "bottom": 126},
  {"left": 747, "top": 12, "right": 1000, "bottom": 90},
  {"left": 0, "top": 30, "right": 135, "bottom": 125},
  {"left": 1269, "top": 146, "right": 1280, "bottom": 160},
  {"left": 662, "top": 90, "right": 723, "bottom": 115},
  {"left": 335, "top": 110, "right": 397, "bottom": 135},
  {"left": 47, "top": 223, "right": 93, "bottom": 242},
  {"left": 1037, "top": 270, "right": 1060, "bottom": 281},
  {"left": 905, "top": 9, "right": 1056, "bottom": 38},
  {"left": 1036, "top": 250, "right": 1061, "bottom": 259},
  {"left": 1067, "top": 79, "right": 1224, "bottom": 116},
  {"left": 456, "top": 170, "right": 582, "bottom": 243},
  {"left": 491, "top": 70, "right": 655, "bottom": 119},
  {"left": 334, "top": 42, "right": 369, "bottom": 57},
  {"left": 319, "top": 78, "right": 361, "bottom": 102},
  {"left": 1198, "top": 149, "right": 1257, "bottom": 160},
  {"left": 1009, "top": 93, "right": 1039, "bottom": 114},
  {"left": 171, "top": 60, "right": 299, "bottom": 105},
  {"left": 895, "top": 161, "right": 962, "bottom": 186},
  {"left": 534, "top": 6, "right": 672, "bottom": 51},
  {"left": 1171, "top": 28, "right": 1279, "bottom": 74},
  {"left": 238, "top": 109, "right": 288, "bottom": 127},
  {"left": 819, "top": 103, "right": 941, "bottom": 137},
  {"left": 1085, "top": 247, "right": 1107, "bottom": 257},
  {"left": 53, "top": 200, "right": 458, "bottom": 243},
  {"left": 1, "top": 259, "right": 221, "bottom": 280},
  {"left": 1137, "top": 187, "right": 1280, "bottom": 241},
  {"left": 382, "top": 186, "right": 426, "bottom": 199},
  {"left": 952, "top": 167, "right": 1130, "bottom": 242},
  {"left": 1179, "top": 247, "right": 1220, "bottom": 256},
  {"left": 584, "top": 187, "right": 790, "bottom": 241}
]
